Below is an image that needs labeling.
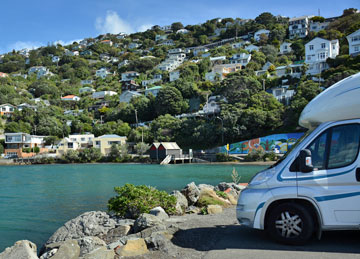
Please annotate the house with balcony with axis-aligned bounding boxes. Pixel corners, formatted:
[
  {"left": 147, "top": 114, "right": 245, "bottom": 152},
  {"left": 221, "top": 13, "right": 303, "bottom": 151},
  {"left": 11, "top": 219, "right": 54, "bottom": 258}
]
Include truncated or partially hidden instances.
[
  {"left": 4, "top": 133, "right": 48, "bottom": 158},
  {"left": 96, "top": 68, "right": 112, "bottom": 79},
  {"left": 305, "top": 37, "right": 339, "bottom": 75},
  {"left": 289, "top": 15, "right": 313, "bottom": 39},
  {"left": 88, "top": 100, "right": 110, "bottom": 112},
  {"left": 119, "top": 90, "right": 142, "bottom": 103},
  {"left": 346, "top": 29, "right": 360, "bottom": 56},
  {"left": 193, "top": 47, "right": 209, "bottom": 56},
  {"left": 93, "top": 135, "right": 127, "bottom": 156},
  {"left": 280, "top": 42, "right": 292, "bottom": 54},
  {"left": 205, "top": 63, "right": 242, "bottom": 82},
  {"left": 121, "top": 71, "right": 140, "bottom": 81},
  {"left": 0, "top": 104, "right": 16, "bottom": 117},
  {"left": 229, "top": 53, "right": 251, "bottom": 67},
  {"left": 92, "top": 91, "right": 117, "bottom": 99},
  {"left": 56, "top": 133, "right": 94, "bottom": 156},
  {"left": 254, "top": 29, "right": 270, "bottom": 41},
  {"left": 275, "top": 64, "right": 303, "bottom": 78},
  {"left": 129, "top": 42, "right": 140, "bottom": 49}
]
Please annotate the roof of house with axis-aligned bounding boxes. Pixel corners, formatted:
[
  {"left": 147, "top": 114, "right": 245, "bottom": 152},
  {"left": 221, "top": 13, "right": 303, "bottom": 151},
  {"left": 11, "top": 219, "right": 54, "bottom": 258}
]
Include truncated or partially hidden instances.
[
  {"left": 146, "top": 86, "right": 162, "bottom": 91},
  {"left": 62, "top": 95, "right": 78, "bottom": 99},
  {"left": 159, "top": 142, "right": 181, "bottom": 150},
  {"left": 347, "top": 29, "right": 360, "bottom": 38},
  {"left": 0, "top": 103, "right": 15, "bottom": 107},
  {"left": 97, "top": 134, "right": 126, "bottom": 139}
]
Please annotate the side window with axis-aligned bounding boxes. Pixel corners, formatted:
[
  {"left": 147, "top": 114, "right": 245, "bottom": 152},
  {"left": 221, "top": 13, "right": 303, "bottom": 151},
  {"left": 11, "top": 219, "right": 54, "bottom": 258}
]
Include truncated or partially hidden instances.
[
  {"left": 328, "top": 124, "right": 360, "bottom": 169},
  {"left": 307, "top": 131, "right": 328, "bottom": 170}
]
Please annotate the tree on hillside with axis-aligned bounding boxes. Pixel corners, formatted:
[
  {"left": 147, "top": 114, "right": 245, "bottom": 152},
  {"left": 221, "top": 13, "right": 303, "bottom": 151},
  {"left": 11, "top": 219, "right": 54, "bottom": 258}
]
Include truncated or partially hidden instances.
[
  {"left": 171, "top": 22, "right": 184, "bottom": 32},
  {"left": 155, "top": 87, "right": 188, "bottom": 115}
]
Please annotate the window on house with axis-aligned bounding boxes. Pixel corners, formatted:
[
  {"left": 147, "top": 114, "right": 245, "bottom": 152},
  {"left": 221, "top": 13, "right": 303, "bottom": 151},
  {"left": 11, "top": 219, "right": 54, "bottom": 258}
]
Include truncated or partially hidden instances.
[
  {"left": 319, "top": 52, "right": 326, "bottom": 59},
  {"left": 67, "top": 143, "right": 74, "bottom": 148},
  {"left": 81, "top": 138, "right": 85, "bottom": 141},
  {"left": 321, "top": 43, "right": 326, "bottom": 48},
  {"left": 355, "top": 46, "right": 359, "bottom": 52},
  {"left": 309, "top": 45, "right": 314, "bottom": 50},
  {"left": 95, "top": 141, "right": 100, "bottom": 146}
]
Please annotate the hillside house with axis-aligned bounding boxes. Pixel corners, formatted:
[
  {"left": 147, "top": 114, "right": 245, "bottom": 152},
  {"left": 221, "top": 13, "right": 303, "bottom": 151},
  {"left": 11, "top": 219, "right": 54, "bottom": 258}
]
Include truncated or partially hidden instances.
[
  {"left": 80, "top": 50, "right": 93, "bottom": 56},
  {"left": 4, "top": 133, "right": 48, "bottom": 158},
  {"left": 193, "top": 47, "right": 209, "bottom": 56},
  {"left": 289, "top": 15, "right": 313, "bottom": 39},
  {"left": 229, "top": 53, "right": 251, "bottom": 66},
  {"left": 92, "top": 91, "right": 117, "bottom": 99},
  {"left": 280, "top": 42, "right": 292, "bottom": 54},
  {"left": 121, "top": 71, "right": 140, "bottom": 81},
  {"left": 28, "top": 66, "right": 52, "bottom": 79},
  {"left": 119, "top": 90, "right": 142, "bottom": 103},
  {"left": 269, "top": 86, "right": 295, "bottom": 106},
  {"left": 245, "top": 44, "right": 259, "bottom": 52},
  {"left": 88, "top": 100, "right": 109, "bottom": 112},
  {"left": 101, "top": 40, "right": 113, "bottom": 46},
  {"left": 61, "top": 95, "right": 81, "bottom": 101},
  {"left": 0, "top": 72, "right": 8, "bottom": 78},
  {"left": 170, "top": 71, "right": 180, "bottom": 82},
  {"left": 309, "top": 20, "right": 330, "bottom": 33},
  {"left": 254, "top": 29, "right": 270, "bottom": 41},
  {"left": 232, "top": 41, "right": 249, "bottom": 49},
  {"left": 96, "top": 68, "right": 111, "bottom": 79},
  {"left": 346, "top": 29, "right": 360, "bottom": 56},
  {"left": 118, "top": 60, "right": 129, "bottom": 68},
  {"left": 129, "top": 42, "right": 140, "bottom": 49},
  {"left": 79, "top": 87, "right": 95, "bottom": 94},
  {"left": 158, "top": 40, "right": 175, "bottom": 46},
  {"left": 52, "top": 56, "right": 60, "bottom": 63},
  {"left": 205, "top": 63, "right": 242, "bottom": 82},
  {"left": 155, "top": 35, "right": 168, "bottom": 41},
  {"left": 93, "top": 135, "right": 127, "bottom": 156},
  {"left": 80, "top": 79, "right": 94, "bottom": 85},
  {"left": 17, "top": 103, "right": 37, "bottom": 111},
  {"left": 305, "top": 37, "right": 339, "bottom": 75},
  {"left": 176, "top": 29, "right": 189, "bottom": 34},
  {"left": 145, "top": 86, "right": 162, "bottom": 97},
  {"left": 0, "top": 104, "right": 16, "bottom": 117},
  {"left": 122, "top": 80, "right": 140, "bottom": 91}
]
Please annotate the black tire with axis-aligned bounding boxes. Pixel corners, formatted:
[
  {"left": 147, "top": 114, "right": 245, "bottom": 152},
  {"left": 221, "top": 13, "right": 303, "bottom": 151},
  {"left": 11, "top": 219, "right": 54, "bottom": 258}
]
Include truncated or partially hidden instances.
[{"left": 266, "top": 202, "right": 314, "bottom": 245}]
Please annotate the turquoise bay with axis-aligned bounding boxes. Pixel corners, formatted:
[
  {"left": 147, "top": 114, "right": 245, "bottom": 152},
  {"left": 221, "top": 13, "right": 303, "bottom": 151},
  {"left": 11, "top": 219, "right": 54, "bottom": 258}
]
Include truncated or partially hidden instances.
[{"left": 0, "top": 163, "right": 266, "bottom": 251}]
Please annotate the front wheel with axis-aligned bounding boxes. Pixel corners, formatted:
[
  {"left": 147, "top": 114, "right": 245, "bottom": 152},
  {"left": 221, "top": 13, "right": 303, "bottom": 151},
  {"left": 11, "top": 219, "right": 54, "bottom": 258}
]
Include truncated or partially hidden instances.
[{"left": 266, "top": 203, "right": 314, "bottom": 245}]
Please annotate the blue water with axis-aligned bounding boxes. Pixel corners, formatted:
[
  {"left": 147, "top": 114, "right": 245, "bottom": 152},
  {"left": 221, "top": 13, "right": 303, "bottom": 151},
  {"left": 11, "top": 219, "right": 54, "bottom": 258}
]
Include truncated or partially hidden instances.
[{"left": 0, "top": 163, "right": 266, "bottom": 251}]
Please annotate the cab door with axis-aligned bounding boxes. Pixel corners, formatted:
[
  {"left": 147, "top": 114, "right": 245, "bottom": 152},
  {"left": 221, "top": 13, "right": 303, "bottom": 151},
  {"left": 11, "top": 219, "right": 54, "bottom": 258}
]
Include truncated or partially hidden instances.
[{"left": 297, "top": 123, "right": 360, "bottom": 227}]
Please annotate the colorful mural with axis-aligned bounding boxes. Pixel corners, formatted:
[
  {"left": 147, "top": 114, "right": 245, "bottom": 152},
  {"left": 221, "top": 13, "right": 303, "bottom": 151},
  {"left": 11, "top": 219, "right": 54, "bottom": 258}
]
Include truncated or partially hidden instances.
[{"left": 221, "top": 133, "right": 305, "bottom": 154}]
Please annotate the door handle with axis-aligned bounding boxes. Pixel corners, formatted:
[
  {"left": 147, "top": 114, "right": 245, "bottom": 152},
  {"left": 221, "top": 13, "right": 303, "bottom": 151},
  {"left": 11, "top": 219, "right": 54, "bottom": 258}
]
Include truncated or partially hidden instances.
[{"left": 356, "top": 168, "right": 360, "bottom": 182}]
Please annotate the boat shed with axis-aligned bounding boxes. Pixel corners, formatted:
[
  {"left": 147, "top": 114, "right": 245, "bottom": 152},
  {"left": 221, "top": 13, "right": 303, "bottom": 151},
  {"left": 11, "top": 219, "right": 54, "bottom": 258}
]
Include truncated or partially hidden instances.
[{"left": 150, "top": 142, "right": 182, "bottom": 160}]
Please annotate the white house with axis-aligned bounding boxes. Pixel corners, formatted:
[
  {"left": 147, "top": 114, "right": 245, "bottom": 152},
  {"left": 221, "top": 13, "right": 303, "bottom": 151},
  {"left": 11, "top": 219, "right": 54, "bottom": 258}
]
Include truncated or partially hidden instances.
[
  {"left": 210, "top": 56, "right": 226, "bottom": 63},
  {"left": 100, "top": 40, "right": 113, "bottom": 46},
  {"left": 200, "top": 96, "right": 226, "bottom": 114},
  {"left": 160, "top": 25, "right": 172, "bottom": 31},
  {"left": 275, "top": 64, "right": 303, "bottom": 78},
  {"left": 289, "top": 15, "right": 313, "bottom": 39},
  {"left": 118, "top": 60, "right": 129, "bottom": 68},
  {"left": 80, "top": 80, "right": 94, "bottom": 85},
  {"left": 245, "top": 44, "right": 259, "bottom": 52},
  {"left": 119, "top": 90, "right": 142, "bottom": 103},
  {"left": 193, "top": 47, "right": 209, "bottom": 56},
  {"left": 346, "top": 29, "right": 360, "bottom": 56},
  {"left": 17, "top": 103, "right": 37, "bottom": 111},
  {"left": 92, "top": 91, "right": 117, "bottom": 99},
  {"left": 279, "top": 42, "right": 292, "bottom": 54},
  {"left": 52, "top": 56, "right": 60, "bottom": 63},
  {"left": 305, "top": 37, "right": 339, "bottom": 75},
  {"left": 121, "top": 71, "right": 140, "bottom": 81},
  {"left": 170, "top": 71, "right": 180, "bottom": 82},
  {"left": 79, "top": 87, "right": 95, "bottom": 94},
  {"left": 96, "top": 68, "right": 111, "bottom": 79},
  {"left": 28, "top": 66, "right": 52, "bottom": 79},
  {"left": 129, "top": 42, "right": 140, "bottom": 49},
  {"left": 254, "top": 29, "right": 270, "bottom": 41},
  {"left": 145, "top": 86, "right": 162, "bottom": 97},
  {"left": 232, "top": 41, "right": 249, "bottom": 49},
  {"left": 61, "top": 95, "right": 81, "bottom": 101},
  {"left": 158, "top": 40, "right": 175, "bottom": 46},
  {"left": 269, "top": 86, "right": 295, "bottom": 105},
  {"left": 176, "top": 29, "right": 189, "bottom": 34},
  {"left": 229, "top": 53, "right": 251, "bottom": 66},
  {"left": 0, "top": 104, "right": 16, "bottom": 117},
  {"left": 205, "top": 64, "right": 242, "bottom": 82}
]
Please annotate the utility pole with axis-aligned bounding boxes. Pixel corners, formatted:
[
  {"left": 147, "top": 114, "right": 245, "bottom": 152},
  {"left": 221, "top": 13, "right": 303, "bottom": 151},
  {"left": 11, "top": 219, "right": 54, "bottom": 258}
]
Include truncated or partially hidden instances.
[
  {"left": 216, "top": 116, "right": 224, "bottom": 145},
  {"left": 262, "top": 79, "right": 265, "bottom": 91},
  {"left": 134, "top": 109, "right": 138, "bottom": 127},
  {"left": 100, "top": 115, "right": 104, "bottom": 124}
]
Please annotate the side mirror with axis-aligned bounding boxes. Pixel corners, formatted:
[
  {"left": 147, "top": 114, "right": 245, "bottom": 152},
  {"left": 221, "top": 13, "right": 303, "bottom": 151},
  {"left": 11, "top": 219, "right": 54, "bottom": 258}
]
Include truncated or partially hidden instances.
[{"left": 299, "top": 149, "right": 313, "bottom": 173}]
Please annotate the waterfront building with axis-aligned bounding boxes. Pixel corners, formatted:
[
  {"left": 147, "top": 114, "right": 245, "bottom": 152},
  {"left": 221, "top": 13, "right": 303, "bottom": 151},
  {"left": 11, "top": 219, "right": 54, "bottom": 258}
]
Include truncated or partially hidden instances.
[
  {"left": 93, "top": 135, "right": 127, "bottom": 156},
  {"left": 150, "top": 142, "right": 182, "bottom": 161},
  {"left": 4, "top": 133, "right": 48, "bottom": 158},
  {"left": 56, "top": 133, "right": 94, "bottom": 156}
]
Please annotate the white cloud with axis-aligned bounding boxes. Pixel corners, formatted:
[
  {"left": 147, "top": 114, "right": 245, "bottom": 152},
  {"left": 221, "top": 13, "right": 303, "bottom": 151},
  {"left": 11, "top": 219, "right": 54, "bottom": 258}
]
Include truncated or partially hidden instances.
[
  {"left": 53, "top": 39, "right": 82, "bottom": 46},
  {"left": 137, "top": 24, "right": 153, "bottom": 32},
  {"left": 7, "top": 41, "right": 43, "bottom": 51},
  {"left": 95, "top": 11, "right": 134, "bottom": 34}
]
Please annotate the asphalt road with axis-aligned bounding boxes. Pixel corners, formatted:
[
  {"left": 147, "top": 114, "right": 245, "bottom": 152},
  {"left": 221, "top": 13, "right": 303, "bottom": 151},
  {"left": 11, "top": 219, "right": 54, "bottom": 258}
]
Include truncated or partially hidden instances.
[{"left": 171, "top": 207, "right": 360, "bottom": 259}]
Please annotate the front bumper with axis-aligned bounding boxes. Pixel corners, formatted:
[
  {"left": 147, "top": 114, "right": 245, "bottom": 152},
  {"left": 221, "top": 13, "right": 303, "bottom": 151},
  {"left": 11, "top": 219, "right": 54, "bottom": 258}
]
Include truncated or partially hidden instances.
[{"left": 236, "top": 187, "right": 269, "bottom": 229}]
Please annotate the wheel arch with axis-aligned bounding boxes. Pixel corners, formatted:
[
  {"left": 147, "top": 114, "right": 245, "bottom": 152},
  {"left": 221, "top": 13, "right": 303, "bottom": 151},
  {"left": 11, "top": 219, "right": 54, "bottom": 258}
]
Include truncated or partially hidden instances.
[{"left": 263, "top": 198, "right": 323, "bottom": 235}]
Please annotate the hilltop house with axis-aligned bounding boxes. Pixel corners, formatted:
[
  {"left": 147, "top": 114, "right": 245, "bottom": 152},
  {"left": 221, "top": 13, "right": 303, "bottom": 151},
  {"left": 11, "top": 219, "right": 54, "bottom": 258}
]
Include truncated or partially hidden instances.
[
  {"left": 61, "top": 95, "right": 81, "bottom": 101},
  {"left": 254, "top": 29, "right": 270, "bottom": 41},
  {"left": 119, "top": 90, "right": 142, "bottom": 103},
  {"left": 289, "top": 15, "right": 313, "bottom": 39},
  {"left": 4, "top": 133, "right": 48, "bottom": 158},
  {"left": 56, "top": 133, "right": 94, "bottom": 156},
  {"left": 176, "top": 29, "right": 189, "bottom": 34},
  {"left": 0, "top": 104, "right": 16, "bottom": 117},
  {"left": 93, "top": 135, "right": 127, "bottom": 156},
  {"left": 92, "top": 91, "right": 117, "bottom": 99},
  {"left": 280, "top": 42, "right": 292, "bottom": 54},
  {"left": 346, "top": 29, "right": 360, "bottom": 56},
  {"left": 305, "top": 37, "right": 339, "bottom": 75},
  {"left": 229, "top": 53, "right": 251, "bottom": 66}
]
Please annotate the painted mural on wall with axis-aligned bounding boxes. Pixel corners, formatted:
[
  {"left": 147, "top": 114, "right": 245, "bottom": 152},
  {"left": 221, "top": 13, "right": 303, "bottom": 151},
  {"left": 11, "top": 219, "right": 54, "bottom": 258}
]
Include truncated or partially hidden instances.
[{"left": 221, "top": 133, "right": 305, "bottom": 154}]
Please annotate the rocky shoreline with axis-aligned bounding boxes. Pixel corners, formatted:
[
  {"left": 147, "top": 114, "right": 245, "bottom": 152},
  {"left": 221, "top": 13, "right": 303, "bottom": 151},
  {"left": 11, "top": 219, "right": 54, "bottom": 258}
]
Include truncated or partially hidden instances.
[{"left": 0, "top": 182, "right": 246, "bottom": 259}]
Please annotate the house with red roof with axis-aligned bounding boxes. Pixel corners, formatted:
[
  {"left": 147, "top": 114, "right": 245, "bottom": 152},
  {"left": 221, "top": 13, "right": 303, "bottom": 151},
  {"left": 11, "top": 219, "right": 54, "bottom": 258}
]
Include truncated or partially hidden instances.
[{"left": 61, "top": 95, "right": 81, "bottom": 101}]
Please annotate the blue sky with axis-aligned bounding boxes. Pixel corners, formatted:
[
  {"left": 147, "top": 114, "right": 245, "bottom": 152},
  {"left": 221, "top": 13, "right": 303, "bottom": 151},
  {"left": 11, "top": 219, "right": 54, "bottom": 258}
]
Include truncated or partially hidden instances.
[{"left": 0, "top": 0, "right": 359, "bottom": 54}]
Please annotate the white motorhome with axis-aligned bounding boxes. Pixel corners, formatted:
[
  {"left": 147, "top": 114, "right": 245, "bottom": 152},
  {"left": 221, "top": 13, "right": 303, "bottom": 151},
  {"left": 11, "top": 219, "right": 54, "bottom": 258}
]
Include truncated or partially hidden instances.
[{"left": 237, "top": 72, "right": 360, "bottom": 244}]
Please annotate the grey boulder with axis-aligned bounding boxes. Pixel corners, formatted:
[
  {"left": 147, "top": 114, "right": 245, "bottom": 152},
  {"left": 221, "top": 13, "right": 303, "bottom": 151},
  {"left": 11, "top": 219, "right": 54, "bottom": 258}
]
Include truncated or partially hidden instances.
[
  {"left": 0, "top": 240, "right": 38, "bottom": 259},
  {"left": 134, "top": 213, "right": 163, "bottom": 233},
  {"left": 149, "top": 206, "right": 169, "bottom": 220},
  {"left": 171, "top": 190, "right": 188, "bottom": 215},
  {"left": 181, "top": 182, "right": 200, "bottom": 205}
]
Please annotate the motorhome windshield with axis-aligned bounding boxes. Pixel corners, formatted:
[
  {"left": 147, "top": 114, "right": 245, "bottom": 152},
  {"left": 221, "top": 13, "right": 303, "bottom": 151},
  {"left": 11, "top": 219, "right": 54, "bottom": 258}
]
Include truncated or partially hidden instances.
[{"left": 269, "top": 129, "right": 314, "bottom": 168}]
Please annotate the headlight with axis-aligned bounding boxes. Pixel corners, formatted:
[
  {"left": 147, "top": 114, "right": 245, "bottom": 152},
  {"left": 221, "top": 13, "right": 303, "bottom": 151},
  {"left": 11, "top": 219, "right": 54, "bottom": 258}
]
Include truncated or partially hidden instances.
[{"left": 249, "top": 169, "right": 276, "bottom": 186}]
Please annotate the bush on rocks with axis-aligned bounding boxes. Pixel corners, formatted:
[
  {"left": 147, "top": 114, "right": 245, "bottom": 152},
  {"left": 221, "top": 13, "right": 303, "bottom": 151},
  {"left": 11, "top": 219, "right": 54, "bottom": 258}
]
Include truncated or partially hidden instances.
[{"left": 108, "top": 184, "right": 177, "bottom": 219}]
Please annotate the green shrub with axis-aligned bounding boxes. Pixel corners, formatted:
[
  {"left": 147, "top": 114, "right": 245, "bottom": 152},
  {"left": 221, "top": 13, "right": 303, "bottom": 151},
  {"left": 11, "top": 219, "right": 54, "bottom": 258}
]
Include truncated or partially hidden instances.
[
  {"left": 245, "top": 150, "right": 265, "bottom": 161},
  {"left": 264, "top": 151, "right": 277, "bottom": 161},
  {"left": 22, "top": 147, "right": 31, "bottom": 153},
  {"left": 33, "top": 146, "right": 40, "bottom": 153},
  {"left": 215, "top": 191, "right": 228, "bottom": 199},
  {"left": 216, "top": 153, "right": 235, "bottom": 162},
  {"left": 108, "top": 184, "right": 177, "bottom": 219},
  {"left": 197, "top": 195, "right": 227, "bottom": 207}
]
